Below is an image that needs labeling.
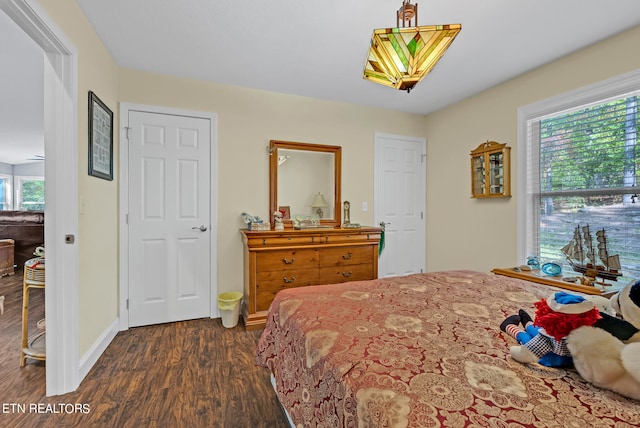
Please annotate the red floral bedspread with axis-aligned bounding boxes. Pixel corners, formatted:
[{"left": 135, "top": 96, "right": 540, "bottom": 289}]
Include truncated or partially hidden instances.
[{"left": 255, "top": 270, "right": 640, "bottom": 427}]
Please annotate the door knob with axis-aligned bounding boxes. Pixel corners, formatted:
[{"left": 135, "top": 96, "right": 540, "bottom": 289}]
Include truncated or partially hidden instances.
[{"left": 192, "top": 225, "right": 208, "bottom": 232}]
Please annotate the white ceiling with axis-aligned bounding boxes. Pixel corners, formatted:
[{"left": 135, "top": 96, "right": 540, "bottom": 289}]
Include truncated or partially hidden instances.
[
  {"left": 3, "top": 0, "right": 640, "bottom": 164},
  {"left": 75, "top": 0, "right": 640, "bottom": 114},
  {"left": 0, "top": 8, "right": 44, "bottom": 165}
]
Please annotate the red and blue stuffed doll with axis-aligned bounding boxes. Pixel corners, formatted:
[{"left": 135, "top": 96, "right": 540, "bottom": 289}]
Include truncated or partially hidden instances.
[{"left": 500, "top": 292, "right": 601, "bottom": 366}]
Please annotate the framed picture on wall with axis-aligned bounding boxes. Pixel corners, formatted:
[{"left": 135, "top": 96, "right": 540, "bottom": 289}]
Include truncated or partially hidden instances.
[{"left": 88, "top": 91, "right": 113, "bottom": 180}]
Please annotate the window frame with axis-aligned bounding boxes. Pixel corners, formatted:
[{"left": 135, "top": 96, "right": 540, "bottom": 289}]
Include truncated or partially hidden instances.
[
  {"left": 0, "top": 173, "right": 13, "bottom": 210},
  {"left": 517, "top": 69, "right": 640, "bottom": 264}
]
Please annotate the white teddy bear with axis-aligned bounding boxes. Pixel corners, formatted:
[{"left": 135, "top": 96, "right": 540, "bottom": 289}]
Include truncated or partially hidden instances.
[{"left": 566, "top": 279, "right": 640, "bottom": 400}]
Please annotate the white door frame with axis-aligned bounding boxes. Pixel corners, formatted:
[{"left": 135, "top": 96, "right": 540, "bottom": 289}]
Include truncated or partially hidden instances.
[
  {"left": 1, "top": 0, "right": 80, "bottom": 395},
  {"left": 119, "top": 104, "right": 218, "bottom": 330},
  {"left": 373, "top": 132, "right": 426, "bottom": 275}
]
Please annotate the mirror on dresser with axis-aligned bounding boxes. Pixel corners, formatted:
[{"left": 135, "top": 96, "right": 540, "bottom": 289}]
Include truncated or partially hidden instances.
[{"left": 269, "top": 140, "right": 342, "bottom": 228}]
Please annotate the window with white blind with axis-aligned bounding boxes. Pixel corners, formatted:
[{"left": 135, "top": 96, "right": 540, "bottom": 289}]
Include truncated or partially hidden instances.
[{"left": 519, "top": 71, "right": 640, "bottom": 280}]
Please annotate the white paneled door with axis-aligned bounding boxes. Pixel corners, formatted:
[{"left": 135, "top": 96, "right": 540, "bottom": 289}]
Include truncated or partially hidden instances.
[
  {"left": 127, "top": 111, "right": 211, "bottom": 327},
  {"left": 375, "top": 133, "right": 426, "bottom": 278}
]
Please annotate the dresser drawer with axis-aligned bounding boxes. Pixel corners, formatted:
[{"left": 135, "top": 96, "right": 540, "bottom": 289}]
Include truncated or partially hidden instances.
[
  {"left": 319, "top": 246, "right": 373, "bottom": 267},
  {"left": 249, "top": 235, "right": 315, "bottom": 246},
  {"left": 319, "top": 263, "right": 374, "bottom": 284},
  {"left": 256, "top": 249, "right": 319, "bottom": 271},
  {"left": 255, "top": 268, "right": 320, "bottom": 311},
  {"left": 256, "top": 268, "right": 320, "bottom": 291},
  {"left": 320, "top": 232, "right": 372, "bottom": 244}
]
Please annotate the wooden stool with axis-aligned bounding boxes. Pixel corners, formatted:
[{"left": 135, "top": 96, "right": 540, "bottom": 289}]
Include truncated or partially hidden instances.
[{"left": 21, "top": 257, "right": 45, "bottom": 366}]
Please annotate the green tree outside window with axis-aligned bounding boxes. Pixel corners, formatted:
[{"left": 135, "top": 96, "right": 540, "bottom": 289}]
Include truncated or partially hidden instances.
[{"left": 20, "top": 179, "right": 45, "bottom": 211}]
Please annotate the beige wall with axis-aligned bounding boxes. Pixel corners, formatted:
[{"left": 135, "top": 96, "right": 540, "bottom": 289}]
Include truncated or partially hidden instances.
[
  {"left": 424, "top": 25, "right": 640, "bottom": 273},
  {"left": 38, "top": 0, "right": 426, "bottom": 360},
  {"left": 38, "top": 0, "right": 120, "bottom": 356},
  {"left": 119, "top": 71, "right": 427, "bottom": 297},
  {"left": 34, "top": 0, "right": 640, "bottom": 363}
]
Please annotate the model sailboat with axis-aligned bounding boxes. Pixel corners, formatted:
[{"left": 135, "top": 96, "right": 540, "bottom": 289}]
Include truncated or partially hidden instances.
[{"left": 561, "top": 224, "right": 622, "bottom": 281}]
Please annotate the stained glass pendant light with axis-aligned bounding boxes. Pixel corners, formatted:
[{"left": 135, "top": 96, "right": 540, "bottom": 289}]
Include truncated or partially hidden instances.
[{"left": 363, "top": 1, "right": 461, "bottom": 93}]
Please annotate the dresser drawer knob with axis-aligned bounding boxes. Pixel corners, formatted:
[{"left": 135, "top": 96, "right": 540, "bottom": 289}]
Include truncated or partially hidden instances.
[
  {"left": 282, "top": 257, "right": 296, "bottom": 264},
  {"left": 342, "top": 252, "right": 353, "bottom": 260},
  {"left": 283, "top": 276, "right": 296, "bottom": 283},
  {"left": 342, "top": 271, "right": 353, "bottom": 278}
]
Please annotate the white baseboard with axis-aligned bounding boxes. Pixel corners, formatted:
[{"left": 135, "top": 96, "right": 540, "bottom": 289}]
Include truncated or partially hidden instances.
[{"left": 78, "top": 318, "right": 119, "bottom": 382}]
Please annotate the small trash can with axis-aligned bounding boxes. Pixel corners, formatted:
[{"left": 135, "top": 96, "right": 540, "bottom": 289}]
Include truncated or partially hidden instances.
[{"left": 217, "top": 291, "right": 243, "bottom": 328}]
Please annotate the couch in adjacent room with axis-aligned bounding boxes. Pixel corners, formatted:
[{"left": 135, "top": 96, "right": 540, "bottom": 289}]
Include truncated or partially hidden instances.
[{"left": 0, "top": 211, "right": 44, "bottom": 271}]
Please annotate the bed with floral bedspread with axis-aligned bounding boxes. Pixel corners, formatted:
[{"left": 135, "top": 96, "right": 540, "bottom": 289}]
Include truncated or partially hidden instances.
[{"left": 255, "top": 270, "right": 640, "bottom": 427}]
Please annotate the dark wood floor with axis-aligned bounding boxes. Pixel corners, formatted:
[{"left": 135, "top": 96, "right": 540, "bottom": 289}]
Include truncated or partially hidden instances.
[{"left": 0, "top": 270, "right": 289, "bottom": 428}]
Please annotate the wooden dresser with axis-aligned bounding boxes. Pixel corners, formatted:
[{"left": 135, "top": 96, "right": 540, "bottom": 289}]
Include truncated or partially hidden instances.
[{"left": 241, "top": 227, "right": 381, "bottom": 329}]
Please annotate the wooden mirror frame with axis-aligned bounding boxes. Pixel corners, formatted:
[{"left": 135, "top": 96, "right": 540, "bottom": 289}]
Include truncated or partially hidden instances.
[{"left": 269, "top": 140, "right": 342, "bottom": 228}]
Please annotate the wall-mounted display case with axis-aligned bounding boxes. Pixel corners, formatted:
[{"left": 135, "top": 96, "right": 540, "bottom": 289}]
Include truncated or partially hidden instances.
[{"left": 470, "top": 141, "right": 511, "bottom": 198}]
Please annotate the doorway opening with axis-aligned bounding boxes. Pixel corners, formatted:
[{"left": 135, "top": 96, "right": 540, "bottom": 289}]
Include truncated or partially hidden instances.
[{"left": 0, "top": 0, "right": 79, "bottom": 396}]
